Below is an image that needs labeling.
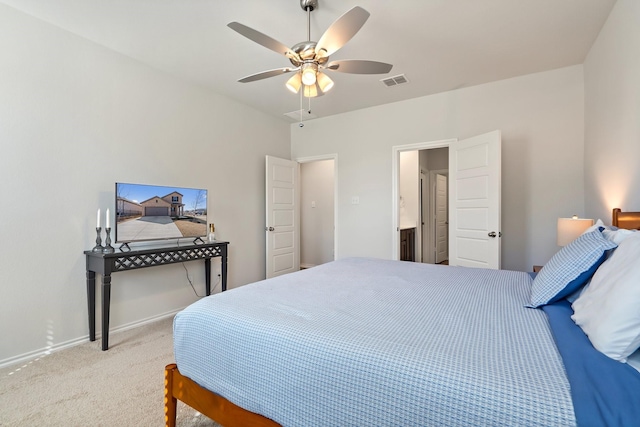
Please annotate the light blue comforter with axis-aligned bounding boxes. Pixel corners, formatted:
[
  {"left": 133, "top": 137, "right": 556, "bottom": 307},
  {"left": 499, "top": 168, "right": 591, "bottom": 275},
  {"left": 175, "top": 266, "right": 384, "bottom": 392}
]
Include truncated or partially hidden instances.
[{"left": 174, "top": 258, "right": 575, "bottom": 426}]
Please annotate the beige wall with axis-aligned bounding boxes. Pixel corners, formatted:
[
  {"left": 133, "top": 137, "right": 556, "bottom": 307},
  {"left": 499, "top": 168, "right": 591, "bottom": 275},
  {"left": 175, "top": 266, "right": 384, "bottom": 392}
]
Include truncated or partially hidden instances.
[
  {"left": 291, "top": 65, "right": 585, "bottom": 272},
  {"left": 584, "top": 0, "right": 640, "bottom": 220},
  {"left": 0, "top": 4, "right": 290, "bottom": 366}
]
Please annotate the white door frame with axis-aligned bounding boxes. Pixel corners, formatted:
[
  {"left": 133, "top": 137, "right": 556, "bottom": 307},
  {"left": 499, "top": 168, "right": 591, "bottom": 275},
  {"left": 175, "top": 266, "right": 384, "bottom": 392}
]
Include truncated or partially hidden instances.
[
  {"left": 294, "top": 153, "right": 339, "bottom": 261},
  {"left": 392, "top": 139, "right": 456, "bottom": 260}
]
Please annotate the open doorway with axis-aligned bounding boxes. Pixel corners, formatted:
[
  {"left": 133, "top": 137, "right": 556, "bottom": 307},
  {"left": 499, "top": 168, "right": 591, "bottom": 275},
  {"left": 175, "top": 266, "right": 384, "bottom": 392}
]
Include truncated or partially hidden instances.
[
  {"left": 393, "top": 131, "right": 502, "bottom": 269},
  {"left": 392, "top": 138, "right": 454, "bottom": 262},
  {"left": 265, "top": 155, "right": 337, "bottom": 278},
  {"left": 399, "top": 148, "right": 449, "bottom": 264},
  {"left": 298, "top": 156, "right": 336, "bottom": 269}
]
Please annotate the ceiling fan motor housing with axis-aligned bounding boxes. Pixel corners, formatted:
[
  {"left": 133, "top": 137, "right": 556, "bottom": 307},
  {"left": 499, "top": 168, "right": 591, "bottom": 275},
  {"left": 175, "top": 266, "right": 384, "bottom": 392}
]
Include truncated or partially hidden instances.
[{"left": 290, "top": 41, "right": 329, "bottom": 67}]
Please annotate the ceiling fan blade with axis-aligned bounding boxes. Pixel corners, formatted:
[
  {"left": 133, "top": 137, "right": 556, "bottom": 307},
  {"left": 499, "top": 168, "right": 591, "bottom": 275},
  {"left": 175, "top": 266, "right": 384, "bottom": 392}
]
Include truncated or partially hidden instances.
[
  {"left": 326, "top": 60, "right": 393, "bottom": 74},
  {"left": 316, "top": 6, "right": 370, "bottom": 58},
  {"left": 228, "top": 22, "right": 297, "bottom": 59},
  {"left": 238, "top": 68, "right": 296, "bottom": 83}
]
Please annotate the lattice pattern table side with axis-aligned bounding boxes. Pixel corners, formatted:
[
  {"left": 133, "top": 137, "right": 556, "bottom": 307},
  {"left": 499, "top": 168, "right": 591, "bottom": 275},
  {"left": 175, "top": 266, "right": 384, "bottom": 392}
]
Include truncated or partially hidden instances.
[{"left": 113, "top": 246, "right": 223, "bottom": 271}]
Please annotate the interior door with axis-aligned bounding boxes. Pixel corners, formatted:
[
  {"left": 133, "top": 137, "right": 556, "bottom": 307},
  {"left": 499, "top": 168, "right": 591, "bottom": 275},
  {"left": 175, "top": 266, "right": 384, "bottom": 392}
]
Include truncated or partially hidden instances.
[
  {"left": 265, "top": 156, "right": 300, "bottom": 278},
  {"left": 448, "top": 130, "right": 501, "bottom": 269},
  {"left": 434, "top": 173, "right": 448, "bottom": 263}
]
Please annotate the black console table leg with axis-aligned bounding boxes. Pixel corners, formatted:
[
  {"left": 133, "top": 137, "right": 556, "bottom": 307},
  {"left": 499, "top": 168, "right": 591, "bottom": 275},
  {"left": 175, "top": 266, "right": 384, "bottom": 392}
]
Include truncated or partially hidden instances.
[
  {"left": 101, "top": 274, "right": 111, "bottom": 351},
  {"left": 205, "top": 258, "right": 211, "bottom": 296},
  {"left": 221, "top": 248, "right": 228, "bottom": 292},
  {"left": 86, "top": 271, "right": 96, "bottom": 342}
]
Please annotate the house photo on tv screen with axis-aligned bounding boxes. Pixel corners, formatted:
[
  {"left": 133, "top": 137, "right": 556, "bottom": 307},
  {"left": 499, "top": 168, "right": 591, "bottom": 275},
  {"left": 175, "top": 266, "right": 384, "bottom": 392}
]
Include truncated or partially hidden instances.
[{"left": 115, "top": 182, "right": 207, "bottom": 243}]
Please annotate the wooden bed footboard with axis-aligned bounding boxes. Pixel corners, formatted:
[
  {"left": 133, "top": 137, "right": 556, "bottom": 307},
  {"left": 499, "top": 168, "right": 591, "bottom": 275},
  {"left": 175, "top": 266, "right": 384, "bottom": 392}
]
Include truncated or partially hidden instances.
[{"left": 164, "top": 364, "right": 280, "bottom": 427}]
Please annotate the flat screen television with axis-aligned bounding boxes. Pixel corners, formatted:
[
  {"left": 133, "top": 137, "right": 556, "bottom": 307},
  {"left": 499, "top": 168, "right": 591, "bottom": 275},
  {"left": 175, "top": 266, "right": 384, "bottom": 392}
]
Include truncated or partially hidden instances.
[{"left": 115, "top": 182, "right": 208, "bottom": 245}]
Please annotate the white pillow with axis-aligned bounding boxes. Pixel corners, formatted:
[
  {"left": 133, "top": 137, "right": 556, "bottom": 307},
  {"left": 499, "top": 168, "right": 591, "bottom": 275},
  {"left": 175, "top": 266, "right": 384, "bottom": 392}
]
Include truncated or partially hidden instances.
[
  {"left": 572, "top": 233, "right": 640, "bottom": 361},
  {"left": 582, "top": 219, "right": 605, "bottom": 235},
  {"left": 602, "top": 228, "right": 638, "bottom": 244}
]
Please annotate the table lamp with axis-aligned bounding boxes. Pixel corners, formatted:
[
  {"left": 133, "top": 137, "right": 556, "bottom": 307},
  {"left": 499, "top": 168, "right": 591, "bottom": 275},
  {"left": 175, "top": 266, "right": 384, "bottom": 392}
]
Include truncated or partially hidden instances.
[{"left": 557, "top": 215, "right": 594, "bottom": 246}]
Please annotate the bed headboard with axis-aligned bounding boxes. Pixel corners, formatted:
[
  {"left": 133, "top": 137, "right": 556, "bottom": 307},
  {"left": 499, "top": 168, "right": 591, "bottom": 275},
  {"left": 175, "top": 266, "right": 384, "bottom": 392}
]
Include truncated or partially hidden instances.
[{"left": 612, "top": 208, "right": 640, "bottom": 230}]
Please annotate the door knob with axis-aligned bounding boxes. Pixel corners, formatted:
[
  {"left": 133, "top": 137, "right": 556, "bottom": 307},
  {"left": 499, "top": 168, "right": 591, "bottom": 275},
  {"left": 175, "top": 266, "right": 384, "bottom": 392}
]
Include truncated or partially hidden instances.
[
  {"left": 488, "top": 231, "right": 497, "bottom": 238},
  {"left": 266, "top": 226, "right": 275, "bottom": 232}
]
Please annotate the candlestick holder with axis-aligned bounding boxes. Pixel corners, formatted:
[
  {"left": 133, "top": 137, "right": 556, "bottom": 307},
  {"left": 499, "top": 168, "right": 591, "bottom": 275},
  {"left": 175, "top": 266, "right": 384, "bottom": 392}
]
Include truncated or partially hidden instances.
[
  {"left": 103, "top": 227, "right": 115, "bottom": 253},
  {"left": 92, "top": 227, "right": 103, "bottom": 252}
]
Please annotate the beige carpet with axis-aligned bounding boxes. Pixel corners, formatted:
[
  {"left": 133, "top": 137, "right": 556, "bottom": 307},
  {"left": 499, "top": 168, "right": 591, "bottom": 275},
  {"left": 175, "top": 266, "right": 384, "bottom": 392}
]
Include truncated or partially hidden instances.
[{"left": 0, "top": 316, "right": 219, "bottom": 426}]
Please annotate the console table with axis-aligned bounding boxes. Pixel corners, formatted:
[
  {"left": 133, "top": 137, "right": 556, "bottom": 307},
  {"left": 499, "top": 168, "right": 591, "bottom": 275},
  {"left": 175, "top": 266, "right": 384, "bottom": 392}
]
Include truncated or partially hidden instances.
[{"left": 85, "top": 241, "right": 228, "bottom": 350}]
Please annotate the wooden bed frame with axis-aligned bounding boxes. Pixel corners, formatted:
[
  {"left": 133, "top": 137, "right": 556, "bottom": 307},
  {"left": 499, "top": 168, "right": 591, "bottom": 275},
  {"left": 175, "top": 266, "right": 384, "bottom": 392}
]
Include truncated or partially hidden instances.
[
  {"left": 164, "top": 363, "right": 280, "bottom": 427},
  {"left": 165, "top": 208, "right": 640, "bottom": 427},
  {"left": 612, "top": 208, "right": 640, "bottom": 229}
]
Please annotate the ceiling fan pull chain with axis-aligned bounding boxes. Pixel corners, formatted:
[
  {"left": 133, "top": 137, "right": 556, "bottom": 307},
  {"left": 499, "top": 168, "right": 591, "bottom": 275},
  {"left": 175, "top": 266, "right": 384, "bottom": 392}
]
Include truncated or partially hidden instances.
[{"left": 299, "top": 82, "right": 304, "bottom": 127}]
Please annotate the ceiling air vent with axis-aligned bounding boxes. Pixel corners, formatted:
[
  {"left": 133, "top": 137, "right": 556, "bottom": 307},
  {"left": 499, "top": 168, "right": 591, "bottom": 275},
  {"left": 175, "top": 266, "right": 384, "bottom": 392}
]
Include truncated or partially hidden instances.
[
  {"left": 381, "top": 74, "right": 408, "bottom": 87},
  {"left": 284, "top": 109, "right": 317, "bottom": 121}
]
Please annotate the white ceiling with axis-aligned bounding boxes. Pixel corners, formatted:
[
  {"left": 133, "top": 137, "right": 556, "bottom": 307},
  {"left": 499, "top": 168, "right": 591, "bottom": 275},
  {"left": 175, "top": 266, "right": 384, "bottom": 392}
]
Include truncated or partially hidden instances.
[{"left": 2, "top": 0, "right": 616, "bottom": 122}]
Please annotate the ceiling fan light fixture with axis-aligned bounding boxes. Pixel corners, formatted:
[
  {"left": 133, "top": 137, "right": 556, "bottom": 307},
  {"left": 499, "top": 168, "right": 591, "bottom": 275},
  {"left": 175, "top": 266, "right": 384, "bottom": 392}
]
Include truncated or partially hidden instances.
[
  {"left": 303, "top": 83, "right": 320, "bottom": 98},
  {"left": 316, "top": 72, "right": 334, "bottom": 92},
  {"left": 301, "top": 63, "right": 318, "bottom": 86},
  {"left": 286, "top": 73, "right": 302, "bottom": 93},
  {"left": 229, "top": 3, "right": 393, "bottom": 104}
]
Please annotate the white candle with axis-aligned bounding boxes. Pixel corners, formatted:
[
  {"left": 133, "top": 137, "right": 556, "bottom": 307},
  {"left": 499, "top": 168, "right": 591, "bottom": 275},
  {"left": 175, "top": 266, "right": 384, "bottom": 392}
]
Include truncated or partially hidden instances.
[
  {"left": 106, "top": 209, "right": 110, "bottom": 229},
  {"left": 97, "top": 209, "right": 100, "bottom": 228}
]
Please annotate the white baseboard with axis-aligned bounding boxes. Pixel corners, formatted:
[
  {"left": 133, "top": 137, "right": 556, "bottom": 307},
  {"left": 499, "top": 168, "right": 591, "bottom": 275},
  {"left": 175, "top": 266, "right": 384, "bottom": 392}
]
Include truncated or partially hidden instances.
[
  {"left": 0, "top": 308, "right": 184, "bottom": 370},
  {"left": 300, "top": 263, "right": 317, "bottom": 269}
]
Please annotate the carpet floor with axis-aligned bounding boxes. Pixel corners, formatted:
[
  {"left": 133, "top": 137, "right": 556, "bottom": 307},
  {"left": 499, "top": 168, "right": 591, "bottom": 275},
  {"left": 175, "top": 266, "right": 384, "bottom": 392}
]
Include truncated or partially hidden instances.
[{"left": 0, "top": 316, "right": 218, "bottom": 426}]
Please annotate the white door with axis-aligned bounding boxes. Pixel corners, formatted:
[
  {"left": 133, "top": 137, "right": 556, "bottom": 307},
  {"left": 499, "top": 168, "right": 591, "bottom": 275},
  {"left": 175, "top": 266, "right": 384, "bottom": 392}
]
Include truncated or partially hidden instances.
[
  {"left": 265, "top": 156, "right": 300, "bottom": 278},
  {"left": 435, "top": 173, "right": 448, "bottom": 263},
  {"left": 448, "top": 130, "right": 501, "bottom": 269}
]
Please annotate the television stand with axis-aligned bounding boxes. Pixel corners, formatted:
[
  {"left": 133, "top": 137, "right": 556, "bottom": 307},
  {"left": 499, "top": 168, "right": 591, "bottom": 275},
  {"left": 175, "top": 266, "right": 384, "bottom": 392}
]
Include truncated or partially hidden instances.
[{"left": 84, "top": 241, "right": 228, "bottom": 350}]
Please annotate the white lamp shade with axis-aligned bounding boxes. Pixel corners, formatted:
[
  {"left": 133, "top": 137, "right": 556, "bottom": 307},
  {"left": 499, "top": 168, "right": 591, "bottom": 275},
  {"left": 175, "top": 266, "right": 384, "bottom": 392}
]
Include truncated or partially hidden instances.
[
  {"left": 286, "top": 73, "right": 302, "bottom": 93},
  {"left": 301, "top": 64, "right": 317, "bottom": 85},
  {"left": 557, "top": 217, "right": 594, "bottom": 246},
  {"left": 303, "top": 83, "right": 319, "bottom": 98},
  {"left": 316, "top": 72, "right": 334, "bottom": 92}
]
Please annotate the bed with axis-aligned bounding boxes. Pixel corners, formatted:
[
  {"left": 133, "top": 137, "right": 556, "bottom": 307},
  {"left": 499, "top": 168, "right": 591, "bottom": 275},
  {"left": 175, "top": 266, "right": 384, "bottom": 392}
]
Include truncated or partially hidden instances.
[{"left": 165, "top": 209, "right": 640, "bottom": 427}]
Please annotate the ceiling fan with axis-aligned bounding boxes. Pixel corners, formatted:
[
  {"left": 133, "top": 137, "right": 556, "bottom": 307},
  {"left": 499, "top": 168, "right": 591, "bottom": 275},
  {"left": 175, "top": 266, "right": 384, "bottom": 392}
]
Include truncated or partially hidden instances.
[{"left": 228, "top": 0, "right": 393, "bottom": 98}]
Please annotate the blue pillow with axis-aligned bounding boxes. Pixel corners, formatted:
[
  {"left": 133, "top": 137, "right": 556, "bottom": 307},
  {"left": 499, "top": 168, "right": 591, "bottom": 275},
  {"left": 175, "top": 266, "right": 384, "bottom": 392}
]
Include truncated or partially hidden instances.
[{"left": 528, "top": 229, "right": 617, "bottom": 308}]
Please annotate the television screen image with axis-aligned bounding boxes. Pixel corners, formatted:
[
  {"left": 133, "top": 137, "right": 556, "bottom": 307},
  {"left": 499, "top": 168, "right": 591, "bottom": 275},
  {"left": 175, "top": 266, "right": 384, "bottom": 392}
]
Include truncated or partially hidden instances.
[{"left": 115, "top": 182, "right": 208, "bottom": 244}]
